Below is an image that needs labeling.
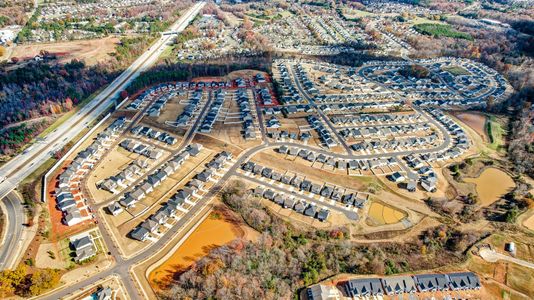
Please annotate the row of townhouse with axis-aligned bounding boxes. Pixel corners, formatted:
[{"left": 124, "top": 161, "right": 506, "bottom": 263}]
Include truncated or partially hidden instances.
[
  {"left": 130, "top": 150, "right": 232, "bottom": 241},
  {"left": 56, "top": 117, "right": 127, "bottom": 226},
  {"left": 350, "top": 133, "right": 438, "bottom": 152},
  {"left": 294, "top": 64, "right": 320, "bottom": 95},
  {"left": 339, "top": 123, "right": 430, "bottom": 139},
  {"left": 175, "top": 90, "right": 203, "bottom": 126},
  {"left": 306, "top": 272, "right": 481, "bottom": 300},
  {"left": 279, "top": 145, "right": 399, "bottom": 172},
  {"left": 269, "top": 130, "right": 312, "bottom": 142},
  {"left": 115, "top": 144, "right": 203, "bottom": 211},
  {"left": 274, "top": 63, "right": 305, "bottom": 105},
  {"left": 99, "top": 161, "right": 144, "bottom": 194},
  {"left": 343, "top": 272, "right": 481, "bottom": 299},
  {"left": 258, "top": 88, "right": 274, "bottom": 106},
  {"left": 254, "top": 185, "right": 330, "bottom": 222},
  {"left": 235, "top": 89, "right": 257, "bottom": 140},
  {"left": 243, "top": 161, "right": 367, "bottom": 209},
  {"left": 119, "top": 139, "right": 163, "bottom": 160},
  {"left": 131, "top": 125, "right": 177, "bottom": 145},
  {"left": 330, "top": 112, "right": 422, "bottom": 126},
  {"left": 318, "top": 100, "right": 405, "bottom": 113},
  {"left": 199, "top": 89, "right": 225, "bottom": 133},
  {"left": 307, "top": 115, "right": 337, "bottom": 148}
]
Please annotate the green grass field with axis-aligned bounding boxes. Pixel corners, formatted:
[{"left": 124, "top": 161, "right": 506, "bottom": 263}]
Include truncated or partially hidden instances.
[
  {"left": 414, "top": 23, "right": 473, "bottom": 40},
  {"left": 442, "top": 66, "right": 471, "bottom": 76},
  {"left": 486, "top": 115, "right": 506, "bottom": 152}
]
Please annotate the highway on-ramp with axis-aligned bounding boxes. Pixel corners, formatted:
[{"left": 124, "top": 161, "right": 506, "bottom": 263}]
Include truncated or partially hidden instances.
[{"left": 0, "top": 192, "right": 24, "bottom": 270}]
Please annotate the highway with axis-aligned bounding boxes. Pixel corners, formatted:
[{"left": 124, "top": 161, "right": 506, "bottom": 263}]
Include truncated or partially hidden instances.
[
  {"left": 0, "top": 192, "right": 24, "bottom": 270},
  {"left": 0, "top": 1, "right": 206, "bottom": 201},
  {"left": 0, "top": 1, "right": 205, "bottom": 273}
]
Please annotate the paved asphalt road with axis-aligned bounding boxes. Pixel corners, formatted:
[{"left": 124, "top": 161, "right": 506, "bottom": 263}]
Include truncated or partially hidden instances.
[
  {"left": 0, "top": 192, "right": 24, "bottom": 270},
  {"left": 0, "top": 1, "right": 206, "bottom": 274},
  {"left": 39, "top": 59, "right": 459, "bottom": 298},
  {"left": 289, "top": 64, "right": 353, "bottom": 154},
  {"left": 0, "top": 1, "right": 206, "bottom": 201}
]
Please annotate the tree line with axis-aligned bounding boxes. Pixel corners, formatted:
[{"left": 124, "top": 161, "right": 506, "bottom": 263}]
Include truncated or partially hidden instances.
[{"left": 159, "top": 180, "right": 485, "bottom": 300}]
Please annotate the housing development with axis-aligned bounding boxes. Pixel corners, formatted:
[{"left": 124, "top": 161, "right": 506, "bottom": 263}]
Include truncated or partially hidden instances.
[{"left": 0, "top": 0, "right": 533, "bottom": 299}]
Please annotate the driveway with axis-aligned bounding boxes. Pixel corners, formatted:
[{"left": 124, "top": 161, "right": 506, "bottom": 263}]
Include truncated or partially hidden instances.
[{"left": 479, "top": 248, "right": 534, "bottom": 269}]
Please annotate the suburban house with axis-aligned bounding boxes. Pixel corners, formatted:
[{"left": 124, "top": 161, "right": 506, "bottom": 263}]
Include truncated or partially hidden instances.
[{"left": 71, "top": 234, "right": 96, "bottom": 263}]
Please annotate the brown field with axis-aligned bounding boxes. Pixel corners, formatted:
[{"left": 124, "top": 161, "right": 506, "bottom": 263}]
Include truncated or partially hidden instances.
[
  {"left": 366, "top": 201, "right": 406, "bottom": 226},
  {"left": 454, "top": 112, "right": 488, "bottom": 142},
  {"left": 523, "top": 214, "right": 534, "bottom": 231},
  {"left": 11, "top": 36, "right": 119, "bottom": 66},
  {"left": 464, "top": 168, "right": 515, "bottom": 207},
  {"left": 148, "top": 210, "right": 256, "bottom": 289}
]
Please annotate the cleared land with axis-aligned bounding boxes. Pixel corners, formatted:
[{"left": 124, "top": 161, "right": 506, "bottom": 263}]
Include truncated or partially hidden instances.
[
  {"left": 11, "top": 36, "right": 119, "bottom": 65},
  {"left": 523, "top": 214, "right": 534, "bottom": 231},
  {"left": 454, "top": 112, "right": 488, "bottom": 142},
  {"left": 366, "top": 201, "right": 406, "bottom": 226}
]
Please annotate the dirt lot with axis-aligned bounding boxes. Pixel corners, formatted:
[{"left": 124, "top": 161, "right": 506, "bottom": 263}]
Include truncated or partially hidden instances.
[
  {"left": 453, "top": 111, "right": 488, "bottom": 142},
  {"left": 11, "top": 36, "right": 119, "bottom": 66}
]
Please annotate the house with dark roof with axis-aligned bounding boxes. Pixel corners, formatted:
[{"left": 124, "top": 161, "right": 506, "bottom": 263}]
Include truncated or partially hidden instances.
[
  {"left": 283, "top": 198, "right": 296, "bottom": 209},
  {"left": 131, "top": 227, "right": 150, "bottom": 241},
  {"left": 381, "top": 276, "right": 417, "bottom": 295},
  {"left": 196, "top": 169, "right": 213, "bottom": 182},
  {"left": 447, "top": 272, "right": 481, "bottom": 291},
  {"left": 317, "top": 208, "right": 330, "bottom": 222},
  {"left": 294, "top": 201, "right": 307, "bottom": 214},
  {"left": 71, "top": 235, "right": 96, "bottom": 263},
  {"left": 140, "top": 219, "right": 159, "bottom": 233},
  {"left": 263, "top": 189, "right": 276, "bottom": 201},
  {"left": 415, "top": 274, "right": 449, "bottom": 292},
  {"left": 107, "top": 202, "right": 123, "bottom": 216},
  {"left": 345, "top": 278, "right": 384, "bottom": 297},
  {"left": 304, "top": 205, "right": 317, "bottom": 217}
]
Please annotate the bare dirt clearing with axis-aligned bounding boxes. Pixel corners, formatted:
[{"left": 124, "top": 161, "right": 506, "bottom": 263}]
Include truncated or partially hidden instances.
[
  {"left": 11, "top": 36, "right": 119, "bottom": 65},
  {"left": 454, "top": 112, "right": 488, "bottom": 142}
]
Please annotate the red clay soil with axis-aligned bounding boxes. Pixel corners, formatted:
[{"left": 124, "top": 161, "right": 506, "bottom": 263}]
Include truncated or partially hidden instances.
[{"left": 46, "top": 160, "right": 95, "bottom": 242}]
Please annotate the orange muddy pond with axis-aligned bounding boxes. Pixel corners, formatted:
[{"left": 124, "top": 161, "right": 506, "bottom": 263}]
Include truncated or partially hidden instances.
[
  {"left": 149, "top": 211, "right": 257, "bottom": 289},
  {"left": 464, "top": 168, "right": 515, "bottom": 206}
]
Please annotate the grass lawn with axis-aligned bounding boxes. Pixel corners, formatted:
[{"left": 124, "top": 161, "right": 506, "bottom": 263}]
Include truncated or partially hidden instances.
[
  {"left": 486, "top": 114, "right": 506, "bottom": 152},
  {"left": 414, "top": 23, "right": 473, "bottom": 40},
  {"left": 442, "top": 66, "right": 471, "bottom": 76},
  {"left": 506, "top": 264, "right": 534, "bottom": 299},
  {"left": 20, "top": 157, "right": 57, "bottom": 186},
  {"left": 58, "top": 238, "right": 76, "bottom": 269}
]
